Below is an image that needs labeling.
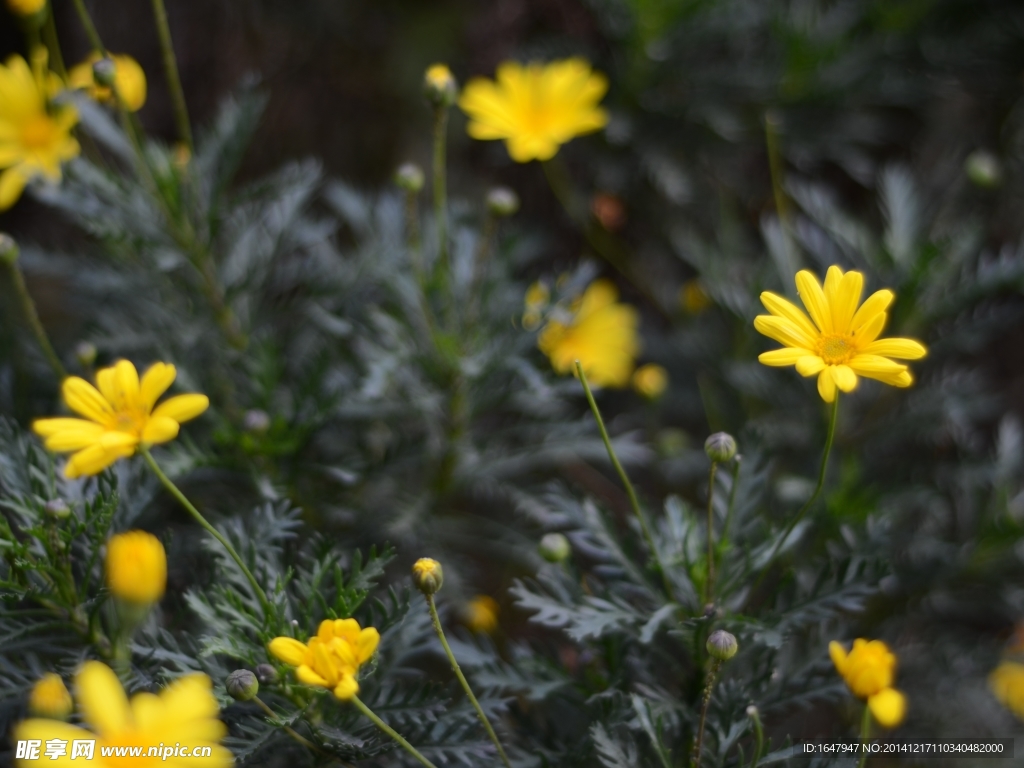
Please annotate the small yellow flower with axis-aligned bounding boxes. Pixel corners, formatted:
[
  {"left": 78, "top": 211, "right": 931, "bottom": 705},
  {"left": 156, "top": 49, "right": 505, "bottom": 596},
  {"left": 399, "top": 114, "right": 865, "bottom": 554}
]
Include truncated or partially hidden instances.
[
  {"left": 464, "top": 595, "right": 499, "bottom": 634},
  {"left": 754, "top": 266, "right": 926, "bottom": 402},
  {"left": 68, "top": 53, "right": 147, "bottom": 112},
  {"left": 28, "top": 674, "right": 72, "bottom": 720},
  {"left": 6, "top": 0, "right": 46, "bottom": 16},
  {"left": 412, "top": 557, "right": 444, "bottom": 596},
  {"left": 632, "top": 363, "right": 668, "bottom": 399},
  {"left": 538, "top": 279, "right": 640, "bottom": 388},
  {"left": 14, "top": 661, "right": 231, "bottom": 768},
  {"left": 989, "top": 661, "right": 1024, "bottom": 721},
  {"left": 459, "top": 58, "right": 609, "bottom": 162},
  {"left": 830, "top": 639, "right": 907, "bottom": 728},
  {"left": 32, "top": 360, "right": 209, "bottom": 479},
  {"left": 106, "top": 530, "right": 167, "bottom": 604},
  {"left": 268, "top": 618, "right": 380, "bottom": 700},
  {"left": 0, "top": 51, "right": 79, "bottom": 211},
  {"left": 680, "top": 279, "right": 712, "bottom": 315}
]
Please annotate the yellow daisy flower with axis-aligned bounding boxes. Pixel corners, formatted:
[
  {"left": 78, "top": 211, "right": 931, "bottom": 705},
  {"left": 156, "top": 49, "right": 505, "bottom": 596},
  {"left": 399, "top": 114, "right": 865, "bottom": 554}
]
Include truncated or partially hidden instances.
[
  {"left": 830, "top": 638, "right": 907, "bottom": 728},
  {"left": 754, "top": 266, "right": 926, "bottom": 402},
  {"left": 459, "top": 58, "right": 609, "bottom": 162},
  {"left": 632, "top": 363, "right": 668, "bottom": 399},
  {"left": 27, "top": 673, "right": 72, "bottom": 720},
  {"left": 14, "top": 661, "right": 232, "bottom": 767},
  {"left": 106, "top": 530, "right": 167, "bottom": 604},
  {"left": 0, "top": 51, "right": 80, "bottom": 211},
  {"left": 989, "top": 661, "right": 1024, "bottom": 721},
  {"left": 32, "top": 360, "right": 209, "bottom": 479},
  {"left": 68, "top": 53, "right": 147, "bottom": 112},
  {"left": 538, "top": 279, "right": 640, "bottom": 388},
  {"left": 268, "top": 618, "right": 380, "bottom": 700}
]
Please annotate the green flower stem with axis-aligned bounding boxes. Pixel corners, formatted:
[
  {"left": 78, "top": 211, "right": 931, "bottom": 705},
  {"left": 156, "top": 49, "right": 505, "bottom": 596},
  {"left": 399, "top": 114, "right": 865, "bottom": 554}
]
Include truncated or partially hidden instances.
[
  {"left": 720, "top": 459, "right": 742, "bottom": 544},
  {"left": 252, "top": 696, "right": 345, "bottom": 763},
  {"left": 4, "top": 258, "right": 67, "bottom": 381},
  {"left": 432, "top": 104, "right": 449, "bottom": 286},
  {"left": 748, "top": 707, "right": 764, "bottom": 768},
  {"left": 575, "top": 361, "right": 674, "bottom": 601},
  {"left": 690, "top": 659, "right": 722, "bottom": 768},
  {"left": 426, "top": 595, "right": 513, "bottom": 768},
  {"left": 140, "top": 448, "right": 270, "bottom": 615},
  {"left": 149, "top": 0, "right": 193, "bottom": 152},
  {"left": 42, "top": 6, "right": 67, "bottom": 80},
  {"left": 403, "top": 188, "right": 423, "bottom": 275},
  {"left": 705, "top": 460, "right": 718, "bottom": 603},
  {"left": 755, "top": 394, "right": 840, "bottom": 585},
  {"left": 68, "top": 0, "right": 106, "bottom": 55},
  {"left": 857, "top": 703, "right": 872, "bottom": 768},
  {"left": 352, "top": 695, "right": 439, "bottom": 768}
]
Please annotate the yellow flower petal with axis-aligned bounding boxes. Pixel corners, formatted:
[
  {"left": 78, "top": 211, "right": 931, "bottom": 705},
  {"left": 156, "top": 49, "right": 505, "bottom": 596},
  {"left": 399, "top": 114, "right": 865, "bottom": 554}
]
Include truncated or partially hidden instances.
[
  {"left": 830, "top": 364, "right": 858, "bottom": 393},
  {"left": 62, "top": 377, "right": 114, "bottom": 423},
  {"left": 817, "top": 370, "right": 837, "bottom": 402},
  {"left": 868, "top": 688, "right": 906, "bottom": 728},
  {"left": 850, "top": 289, "right": 894, "bottom": 331},
  {"left": 795, "top": 355, "right": 826, "bottom": 377},
  {"left": 831, "top": 270, "right": 864, "bottom": 333},
  {"left": 111, "top": 359, "right": 141, "bottom": 411},
  {"left": 334, "top": 674, "right": 359, "bottom": 700},
  {"left": 75, "top": 660, "right": 131, "bottom": 735},
  {"left": 753, "top": 316, "right": 817, "bottom": 349},
  {"left": 758, "top": 347, "right": 815, "bottom": 366},
  {"left": 140, "top": 362, "right": 177, "bottom": 412},
  {"left": 333, "top": 618, "right": 361, "bottom": 643},
  {"left": 268, "top": 637, "right": 309, "bottom": 667},
  {"left": 355, "top": 627, "right": 380, "bottom": 663},
  {"left": 855, "top": 311, "right": 887, "bottom": 344},
  {"left": 141, "top": 416, "right": 179, "bottom": 445},
  {"left": 37, "top": 421, "right": 105, "bottom": 451},
  {"left": 0, "top": 167, "right": 27, "bottom": 211},
  {"left": 65, "top": 444, "right": 122, "bottom": 479},
  {"left": 759, "top": 291, "right": 820, "bottom": 340},
  {"left": 862, "top": 338, "right": 926, "bottom": 360},
  {"left": 151, "top": 393, "right": 209, "bottom": 423},
  {"left": 829, "top": 641, "right": 848, "bottom": 674},
  {"left": 12, "top": 720, "right": 92, "bottom": 765},
  {"left": 847, "top": 354, "right": 907, "bottom": 377},
  {"left": 99, "top": 431, "right": 138, "bottom": 450},
  {"left": 130, "top": 691, "right": 163, "bottom": 731},
  {"left": 795, "top": 270, "right": 832, "bottom": 333},
  {"left": 296, "top": 663, "right": 329, "bottom": 688}
]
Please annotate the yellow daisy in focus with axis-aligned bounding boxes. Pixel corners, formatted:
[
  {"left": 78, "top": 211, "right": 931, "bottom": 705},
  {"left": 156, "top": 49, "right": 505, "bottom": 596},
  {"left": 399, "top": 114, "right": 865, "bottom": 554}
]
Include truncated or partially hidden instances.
[
  {"left": 538, "top": 279, "right": 640, "bottom": 388},
  {"left": 68, "top": 53, "right": 147, "bottom": 112},
  {"left": 830, "top": 638, "right": 907, "bottom": 728},
  {"left": 268, "top": 618, "right": 380, "bottom": 700},
  {"left": 989, "top": 661, "right": 1024, "bottom": 721},
  {"left": 459, "top": 58, "right": 609, "bottom": 162},
  {"left": 32, "top": 360, "right": 209, "bottom": 479},
  {"left": 14, "top": 661, "right": 232, "bottom": 767},
  {"left": 0, "top": 52, "right": 80, "bottom": 211},
  {"left": 754, "top": 266, "right": 926, "bottom": 402}
]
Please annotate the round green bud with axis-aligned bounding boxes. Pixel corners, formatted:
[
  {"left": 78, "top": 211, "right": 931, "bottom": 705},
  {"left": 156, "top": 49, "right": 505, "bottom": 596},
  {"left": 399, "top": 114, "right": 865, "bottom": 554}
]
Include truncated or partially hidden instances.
[
  {"left": 965, "top": 150, "right": 1002, "bottom": 189},
  {"left": 424, "top": 64, "right": 458, "bottom": 107},
  {"left": 92, "top": 58, "right": 118, "bottom": 88},
  {"left": 44, "top": 499, "right": 72, "bottom": 519},
  {"left": 704, "top": 432, "right": 737, "bottom": 463},
  {"left": 243, "top": 409, "right": 271, "bottom": 434},
  {"left": 538, "top": 532, "right": 571, "bottom": 563},
  {"left": 706, "top": 629, "right": 738, "bottom": 661},
  {"left": 226, "top": 669, "right": 259, "bottom": 701},
  {"left": 74, "top": 341, "right": 98, "bottom": 369},
  {"left": 486, "top": 187, "right": 520, "bottom": 217},
  {"left": 395, "top": 163, "right": 425, "bottom": 192},
  {"left": 0, "top": 233, "right": 19, "bottom": 266},
  {"left": 412, "top": 557, "right": 443, "bottom": 596},
  {"left": 254, "top": 663, "right": 278, "bottom": 685}
]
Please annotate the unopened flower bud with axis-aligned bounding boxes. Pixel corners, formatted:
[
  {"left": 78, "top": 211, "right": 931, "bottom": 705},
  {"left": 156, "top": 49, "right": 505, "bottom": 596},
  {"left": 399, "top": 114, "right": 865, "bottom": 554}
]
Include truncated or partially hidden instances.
[
  {"left": 424, "top": 64, "right": 458, "bottom": 107},
  {"left": 395, "top": 163, "right": 425, "bottom": 192},
  {"left": 412, "top": 557, "right": 443, "bottom": 596},
  {"left": 706, "top": 629, "right": 738, "bottom": 661},
  {"left": 74, "top": 341, "right": 97, "bottom": 369},
  {"left": 704, "top": 432, "right": 737, "bottom": 463},
  {"left": 243, "top": 409, "right": 271, "bottom": 434},
  {"left": 746, "top": 704, "right": 759, "bottom": 719},
  {"left": 226, "top": 669, "right": 259, "bottom": 701},
  {"left": 254, "top": 664, "right": 278, "bottom": 685},
  {"left": 965, "top": 150, "right": 1002, "bottom": 189},
  {"left": 486, "top": 187, "right": 519, "bottom": 217},
  {"left": 92, "top": 58, "right": 117, "bottom": 88},
  {"left": 0, "top": 233, "right": 19, "bottom": 266},
  {"left": 539, "top": 532, "right": 571, "bottom": 563},
  {"left": 28, "top": 674, "right": 73, "bottom": 719},
  {"left": 45, "top": 498, "right": 71, "bottom": 519}
]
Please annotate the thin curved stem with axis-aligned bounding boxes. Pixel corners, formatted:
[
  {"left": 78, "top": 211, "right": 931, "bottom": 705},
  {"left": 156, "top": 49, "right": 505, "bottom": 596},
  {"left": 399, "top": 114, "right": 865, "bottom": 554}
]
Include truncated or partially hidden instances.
[
  {"left": 140, "top": 449, "right": 270, "bottom": 615},
  {"left": 427, "top": 595, "right": 513, "bottom": 768},
  {"left": 4, "top": 259, "right": 67, "bottom": 381},
  {"left": 748, "top": 707, "right": 764, "bottom": 768},
  {"left": 149, "top": 0, "right": 193, "bottom": 152},
  {"left": 432, "top": 105, "right": 449, "bottom": 284},
  {"left": 68, "top": 0, "right": 106, "bottom": 54},
  {"left": 575, "top": 361, "right": 674, "bottom": 601},
  {"left": 352, "top": 695, "right": 438, "bottom": 768},
  {"left": 252, "top": 696, "right": 349, "bottom": 764},
  {"left": 690, "top": 659, "right": 722, "bottom": 768},
  {"left": 857, "top": 702, "right": 871, "bottom": 768},
  {"left": 720, "top": 459, "right": 742, "bottom": 544},
  {"left": 42, "top": 7, "right": 66, "bottom": 80},
  {"left": 705, "top": 461, "right": 718, "bottom": 603}
]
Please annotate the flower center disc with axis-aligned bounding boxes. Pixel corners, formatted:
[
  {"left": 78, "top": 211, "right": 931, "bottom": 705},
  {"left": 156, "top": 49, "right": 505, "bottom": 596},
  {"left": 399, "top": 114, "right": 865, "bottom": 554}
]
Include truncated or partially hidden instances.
[
  {"left": 21, "top": 115, "right": 56, "bottom": 149},
  {"left": 819, "top": 334, "right": 854, "bottom": 365}
]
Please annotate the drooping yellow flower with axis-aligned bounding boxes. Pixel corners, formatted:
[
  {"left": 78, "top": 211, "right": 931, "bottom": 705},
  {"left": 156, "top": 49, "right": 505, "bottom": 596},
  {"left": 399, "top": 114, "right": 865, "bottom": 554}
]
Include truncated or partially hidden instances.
[
  {"left": 68, "top": 53, "right": 147, "bottom": 112},
  {"left": 989, "top": 661, "right": 1024, "bottom": 721},
  {"left": 754, "top": 267, "right": 926, "bottom": 402},
  {"left": 464, "top": 595, "right": 499, "bottom": 634},
  {"left": 538, "top": 279, "right": 640, "bottom": 388},
  {"left": 32, "top": 360, "right": 209, "bottom": 479},
  {"left": 268, "top": 618, "right": 380, "bottom": 700},
  {"left": 106, "top": 530, "right": 167, "bottom": 604},
  {"left": 459, "top": 58, "right": 609, "bottom": 162},
  {"left": 6, "top": 0, "right": 46, "bottom": 16},
  {"left": 14, "top": 661, "right": 232, "bottom": 767},
  {"left": 830, "top": 639, "right": 907, "bottom": 728},
  {"left": 632, "top": 363, "right": 668, "bottom": 399},
  {"left": 0, "top": 51, "right": 79, "bottom": 211},
  {"left": 28, "top": 674, "right": 72, "bottom": 720}
]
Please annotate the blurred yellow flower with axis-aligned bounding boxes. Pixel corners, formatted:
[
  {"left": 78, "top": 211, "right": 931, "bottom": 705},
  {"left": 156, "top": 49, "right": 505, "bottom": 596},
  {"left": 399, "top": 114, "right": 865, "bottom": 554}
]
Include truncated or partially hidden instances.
[
  {"left": 538, "top": 279, "right": 639, "bottom": 388},
  {"left": 28, "top": 674, "right": 72, "bottom": 720},
  {"left": 522, "top": 281, "right": 550, "bottom": 331},
  {"left": 464, "top": 595, "right": 499, "bottom": 634},
  {"left": 632, "top": 363, "right": 668, "bottom": 399},
  {"left": 680, "top": 279, "right": 712, "bottom": 315},
  {"left": 0, "top": 52, "right": 79, "bottom": 211},
  {"left": 106, "top": 530, "right": 167, "bottom": 604},
  {"left": 6, "top": 0, "right": 45, "bottom": 15},
  {"left": 268, "top": 618, "right": 380, "bottom": 700},
  {"left": 754, "top": 266, "right": 926, "bottom": 402},
  {"left": 830, "top": 638, "right": 906, "bottom": 728},
  {"left": 68, "top": 52, "right": 147, "bottom": 112},
  {"left": 459, "top": 58, "right": 608, "bottom": 162},
  {"left": 989, "top": 661, "right": 1024, "bottom": 721},
  {"left": 33, "top": 360, "right": 209, "bottom": 479},
  {"left": 14, "top": 661, "right": 231, "bottom": 767}
]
